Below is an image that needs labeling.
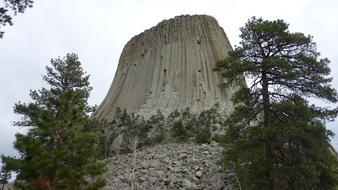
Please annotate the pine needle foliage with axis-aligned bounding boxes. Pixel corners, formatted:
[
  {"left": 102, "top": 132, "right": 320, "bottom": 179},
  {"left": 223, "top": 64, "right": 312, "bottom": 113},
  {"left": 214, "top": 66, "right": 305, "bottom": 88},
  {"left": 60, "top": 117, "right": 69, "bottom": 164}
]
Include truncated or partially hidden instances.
[
  {"left": 3, "top": 53, "right": 106, "bottom": 190},
  {"left": 215, "top": 17, "right": 338, "bottom": 190}
]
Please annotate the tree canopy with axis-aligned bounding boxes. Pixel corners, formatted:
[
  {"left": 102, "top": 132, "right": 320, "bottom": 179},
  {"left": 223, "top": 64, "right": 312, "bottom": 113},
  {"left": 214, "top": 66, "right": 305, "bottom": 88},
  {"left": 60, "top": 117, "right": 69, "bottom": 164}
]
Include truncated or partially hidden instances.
[
  {"left": 2, "top": 53, "right": 106, "bottom": 190},
  {"left": 215, "top": 17, "right": 338, "bottom": 190},
  {"left": 0, "top": 0, "right": 33, "bottom": 38}
]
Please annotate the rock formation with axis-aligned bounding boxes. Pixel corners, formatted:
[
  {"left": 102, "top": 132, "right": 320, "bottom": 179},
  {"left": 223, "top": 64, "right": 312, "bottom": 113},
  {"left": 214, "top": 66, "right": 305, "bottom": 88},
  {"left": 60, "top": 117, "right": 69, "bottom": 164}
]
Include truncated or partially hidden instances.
[
  {"left": 93, "top": 14, "right": 244, "bottom": 190},
  {"left": 93, "top": 14, "right": 244, "bottom": 120}
]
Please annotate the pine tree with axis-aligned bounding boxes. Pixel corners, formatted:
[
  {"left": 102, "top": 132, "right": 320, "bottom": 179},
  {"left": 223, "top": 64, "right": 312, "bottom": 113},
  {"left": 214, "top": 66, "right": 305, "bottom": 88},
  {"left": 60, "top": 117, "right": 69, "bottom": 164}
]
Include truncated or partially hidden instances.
[
  {"left": 215, "top": 17, "right": 338, "bottom": 190},
  {"left": 3, "top": 53, "right": 106, "bottom": 190}
]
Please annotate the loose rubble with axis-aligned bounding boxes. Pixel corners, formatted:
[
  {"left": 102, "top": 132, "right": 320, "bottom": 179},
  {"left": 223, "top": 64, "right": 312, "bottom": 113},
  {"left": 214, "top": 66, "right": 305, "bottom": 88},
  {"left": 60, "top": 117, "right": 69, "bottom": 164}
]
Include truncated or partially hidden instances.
[{"left": 103, "top": 142, "right": 234, "bottom": 189}]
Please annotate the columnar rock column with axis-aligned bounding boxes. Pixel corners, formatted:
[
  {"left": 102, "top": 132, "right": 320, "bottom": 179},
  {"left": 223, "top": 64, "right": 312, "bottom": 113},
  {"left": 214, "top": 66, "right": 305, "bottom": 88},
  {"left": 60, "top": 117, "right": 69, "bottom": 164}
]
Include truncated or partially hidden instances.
[{"left": 93, "top": 15, "right": 244, "bottom": 120}]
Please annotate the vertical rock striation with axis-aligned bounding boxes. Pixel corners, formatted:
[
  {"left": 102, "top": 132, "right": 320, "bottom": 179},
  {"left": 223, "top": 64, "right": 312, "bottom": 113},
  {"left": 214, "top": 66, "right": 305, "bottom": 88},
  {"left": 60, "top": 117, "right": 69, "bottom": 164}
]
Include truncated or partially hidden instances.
[{"left": 93, "top": 15, "right": 243, "bottom": 120}]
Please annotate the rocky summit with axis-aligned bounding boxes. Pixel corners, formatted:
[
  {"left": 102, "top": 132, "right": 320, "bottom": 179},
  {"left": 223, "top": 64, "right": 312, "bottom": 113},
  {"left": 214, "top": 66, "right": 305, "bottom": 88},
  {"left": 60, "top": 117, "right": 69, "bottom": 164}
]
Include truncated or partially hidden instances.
[{"left": 93, "top": 14, "right": 245, "bottom": 120}]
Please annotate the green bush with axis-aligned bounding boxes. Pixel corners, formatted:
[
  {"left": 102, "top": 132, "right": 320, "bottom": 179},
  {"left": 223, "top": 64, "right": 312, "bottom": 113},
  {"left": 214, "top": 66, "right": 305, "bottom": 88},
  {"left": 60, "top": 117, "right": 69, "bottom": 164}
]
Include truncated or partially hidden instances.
[
  {"left": 211, "top": 134, "right": 225, "bottom": 144},
  {"left": 195, "top": 128, "right": 211, "bottom": 144},
  {"left": 152, "top": 133, "right": 166, "bottom": 144},
  {"left": 172, "top": 121, "right": 189, "bottom": 141}
]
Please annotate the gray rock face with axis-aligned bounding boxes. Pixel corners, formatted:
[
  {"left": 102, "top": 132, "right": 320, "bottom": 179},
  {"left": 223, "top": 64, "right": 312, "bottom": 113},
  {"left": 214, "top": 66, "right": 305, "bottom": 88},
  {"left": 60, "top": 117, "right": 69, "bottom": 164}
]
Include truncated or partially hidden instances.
[
  {"left": 93, "top": 14, "right": 244, "bottom": 120},
  {"left": 103, "top": 143, "right": 234, "bottom": 190}
]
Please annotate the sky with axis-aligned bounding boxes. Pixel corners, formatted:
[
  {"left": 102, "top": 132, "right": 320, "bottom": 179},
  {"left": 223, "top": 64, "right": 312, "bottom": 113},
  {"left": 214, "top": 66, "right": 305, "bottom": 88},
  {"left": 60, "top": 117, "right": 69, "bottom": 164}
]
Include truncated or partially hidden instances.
[{"left": 1, "top": 0, "right": 338, "bottom": 157}]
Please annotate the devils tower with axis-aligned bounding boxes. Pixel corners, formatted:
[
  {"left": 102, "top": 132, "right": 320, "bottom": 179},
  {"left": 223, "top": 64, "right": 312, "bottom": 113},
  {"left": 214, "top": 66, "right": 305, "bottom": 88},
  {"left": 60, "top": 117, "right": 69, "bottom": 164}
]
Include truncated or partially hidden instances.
[
  {"left": 91, "top": 15, "right": 245, "bottom": 189},
  {"left": 93, "top": 15, "right": 243, "bottom": 120}
]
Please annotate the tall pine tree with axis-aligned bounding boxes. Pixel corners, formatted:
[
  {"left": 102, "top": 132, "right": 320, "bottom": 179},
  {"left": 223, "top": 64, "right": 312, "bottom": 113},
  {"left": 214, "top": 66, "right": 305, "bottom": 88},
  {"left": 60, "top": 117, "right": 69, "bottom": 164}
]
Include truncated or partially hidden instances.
[
  {"left": 215, "top": 17, "right": 338, "bottom": 190},
  {"left": 3, "top": 53, "right": 106, "bottom": 190}
]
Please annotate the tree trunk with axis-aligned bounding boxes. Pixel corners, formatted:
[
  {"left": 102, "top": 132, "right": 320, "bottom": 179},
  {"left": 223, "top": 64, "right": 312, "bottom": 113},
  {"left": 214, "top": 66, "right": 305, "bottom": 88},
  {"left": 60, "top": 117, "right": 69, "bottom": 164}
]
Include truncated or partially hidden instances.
[
  {"left": 262, "top": 69, "right": 275, "bottom": 190},
  {"left": 1, "top": 171, "right": 7, "bottom": 190}
]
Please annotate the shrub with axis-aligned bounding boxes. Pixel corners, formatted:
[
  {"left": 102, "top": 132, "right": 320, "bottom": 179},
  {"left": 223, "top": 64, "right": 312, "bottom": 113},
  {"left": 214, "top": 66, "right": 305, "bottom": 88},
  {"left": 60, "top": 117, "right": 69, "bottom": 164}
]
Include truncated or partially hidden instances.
[{"left": 195, "top": 128, "right": 211, "bottom": 144}]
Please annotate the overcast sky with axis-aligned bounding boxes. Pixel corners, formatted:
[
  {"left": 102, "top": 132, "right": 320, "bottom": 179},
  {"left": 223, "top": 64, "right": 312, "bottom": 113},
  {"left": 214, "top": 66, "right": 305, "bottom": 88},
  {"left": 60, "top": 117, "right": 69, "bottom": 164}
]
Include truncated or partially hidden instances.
[{"left": 1, "top": 0, "right": 338, "bottom": 156}]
